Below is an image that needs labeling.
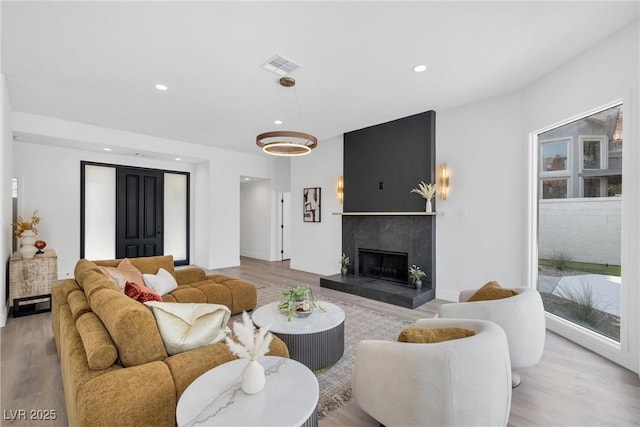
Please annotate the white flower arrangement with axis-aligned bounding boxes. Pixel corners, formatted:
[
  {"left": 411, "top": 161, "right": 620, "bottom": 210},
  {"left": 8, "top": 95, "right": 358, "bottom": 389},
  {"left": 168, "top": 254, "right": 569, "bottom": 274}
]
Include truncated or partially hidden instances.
[
  {"left": 411, "top": 181, "right": 438, "bottom": 201},
  {"left": 225, "top": 311, "right": 272, "bottom": 361}
]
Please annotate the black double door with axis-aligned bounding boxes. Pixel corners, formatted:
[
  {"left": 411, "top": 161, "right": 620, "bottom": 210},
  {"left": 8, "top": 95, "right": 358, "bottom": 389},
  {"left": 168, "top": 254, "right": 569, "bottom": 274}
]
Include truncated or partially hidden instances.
[{"left": 116, "top": 168, "right": 164, "bottom": 259}]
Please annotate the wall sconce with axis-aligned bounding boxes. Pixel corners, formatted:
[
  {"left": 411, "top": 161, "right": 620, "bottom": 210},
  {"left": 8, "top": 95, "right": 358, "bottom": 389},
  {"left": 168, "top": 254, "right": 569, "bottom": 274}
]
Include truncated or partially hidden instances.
[
  {"left": 337, "top": 176, "right": 344, "bottom": 204},
  {"left": 438, "top": 163, "right": 449, "bottom": 200}
]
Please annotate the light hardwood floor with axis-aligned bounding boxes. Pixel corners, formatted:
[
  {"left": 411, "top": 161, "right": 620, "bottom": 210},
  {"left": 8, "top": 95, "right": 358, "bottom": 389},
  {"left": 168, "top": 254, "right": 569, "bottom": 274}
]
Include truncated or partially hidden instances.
[{"left": 1, "top": 257, "right": 638, "bottom": 426}]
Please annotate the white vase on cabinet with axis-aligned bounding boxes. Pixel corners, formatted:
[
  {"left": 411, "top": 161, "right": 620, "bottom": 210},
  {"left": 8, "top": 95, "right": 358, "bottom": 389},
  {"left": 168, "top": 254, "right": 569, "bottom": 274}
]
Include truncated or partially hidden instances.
[{"left": 18, "top": 230, "right": 38, "bottom": 259}]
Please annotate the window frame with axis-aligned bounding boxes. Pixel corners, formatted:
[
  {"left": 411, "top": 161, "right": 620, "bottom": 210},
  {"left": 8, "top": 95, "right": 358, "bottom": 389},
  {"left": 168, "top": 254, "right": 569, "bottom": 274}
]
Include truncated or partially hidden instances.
[{"left": 528, "top": 99, "right": 637, "bottom": 372}]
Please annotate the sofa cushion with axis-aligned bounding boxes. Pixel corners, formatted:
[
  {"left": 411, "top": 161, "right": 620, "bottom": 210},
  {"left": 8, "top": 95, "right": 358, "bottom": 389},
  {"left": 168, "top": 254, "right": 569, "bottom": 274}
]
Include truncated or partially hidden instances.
[
  {"left": 205, "top": 275, "right": 257, "bottom": 313},
  {"left": 89, "top": 287, "right": 168, "bottom": 367},
  {"left": 397, "top": 327, "right": 476, "bottom": 343},
  {"left": 125, "top": 281, "right": 163, "bottom": 303},
  {"left": 173, "top": 281, "right": 232, "bottom": 309},
  {"left": 175, "top": 267, "right": 206, "bottom": 285},
  {"left": 75, "top": 260, "right": 121, "bottom": 299},
  {"left": 76, "top": 361, "right": 175, "bottom": 427},
  {"left": 93, "top": 255, "right": 174, "bottom": 275},
  {"left": 145, "top": 301, "right": 231, "bottom": 355},
  {"left": 468, "top": 281, "right": 519, "bottom": 302},
  {"left": 129, "top": 255, "right": 176, "bottom": 277},
  {"left": 143, "top": 268, "right": 178, "bottom": 295},
  {"left": 67, "top": 289, "right": 91, "bottom": 322},
  {"left": 164, "top": 335, "right": 290, "bottom": 400},
  {"left": 76, "top": 312, "right": 118, "bottom": 370}
]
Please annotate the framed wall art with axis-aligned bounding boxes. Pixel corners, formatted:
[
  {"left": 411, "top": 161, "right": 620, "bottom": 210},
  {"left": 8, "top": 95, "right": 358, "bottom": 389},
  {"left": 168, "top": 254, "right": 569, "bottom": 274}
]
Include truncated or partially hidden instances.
[{"left": 303, "top": 187, "right": 321, "bottom": 222}]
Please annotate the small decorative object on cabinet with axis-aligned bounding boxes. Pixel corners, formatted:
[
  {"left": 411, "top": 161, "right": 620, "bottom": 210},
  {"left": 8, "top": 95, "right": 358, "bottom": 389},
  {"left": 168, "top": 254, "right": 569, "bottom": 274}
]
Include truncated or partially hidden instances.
[
  {"left": 18, "top": 229, "right": 38, "bottom": 259},
  {"left": 12, "top": 210, "right": 41, "bottom": 259},
  {"left": 9, "top": 249, "right": 58, "bottom": 317},
  {"left": 35, "top": 240, "right": 47, "bottom": 254}
]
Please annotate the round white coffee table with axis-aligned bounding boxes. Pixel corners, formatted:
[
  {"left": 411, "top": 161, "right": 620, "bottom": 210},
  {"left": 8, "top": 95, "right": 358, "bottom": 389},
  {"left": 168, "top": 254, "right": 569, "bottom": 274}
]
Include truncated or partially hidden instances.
[
  {"left": 176, "top": 356, "right": 319, "bottom": 427},
  {"left": 252, "top": 301, "right": 345, "bottom": 371}
]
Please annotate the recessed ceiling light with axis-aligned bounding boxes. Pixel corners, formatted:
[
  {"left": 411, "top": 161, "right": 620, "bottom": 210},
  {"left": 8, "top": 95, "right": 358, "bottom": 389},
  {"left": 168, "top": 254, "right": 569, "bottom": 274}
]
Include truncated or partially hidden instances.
[
  {"left": 274, "top": 120, "right": 283, "bottom": 125},
  {"left": 103, "top": 148, "right": 112, "bottom": 152},
  {"left": 175, "top": 157, "right": 181, "bottom": 161},
  {"left": 243, "top": 177, "right": 250, "bottom": 181},
  {"left": 155, "top": 84, "right": 168, "bottom": 91},
  {"left": 413, "top": 64, "right": 427, "bottom": 73}
]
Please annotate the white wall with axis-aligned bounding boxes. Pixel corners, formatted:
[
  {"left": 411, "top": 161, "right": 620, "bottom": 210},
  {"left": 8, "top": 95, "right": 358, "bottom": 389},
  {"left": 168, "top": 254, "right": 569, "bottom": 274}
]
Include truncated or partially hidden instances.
[
  {"left": 290, "top": 135, "right": 343, "bottom": 276},
  {"left": 204, "top": 150, "right": 281, "bottom": 269},
  {"left": 12, "top": 142, "right": 193, "bottom": 279},
  {"left": 12, "top": 113, "right": 281, "bottom": 272},
  {"left": 436, "top": 92, "right": 525, "bottom": 302},
  {"left": 539, "top": 198, "right": 621, "bottom": 265},
  {"left": 240, "top": 179, "right": 273, "bottom": 261},
  {"left": 0, "top": 74, "right": 13, "bottom": 326},
  {"left": 192, "top": 161, "right": 210, "bottom": 268},
  {"left": 522, "top": 21, "right": 639, "bottom": 372}
]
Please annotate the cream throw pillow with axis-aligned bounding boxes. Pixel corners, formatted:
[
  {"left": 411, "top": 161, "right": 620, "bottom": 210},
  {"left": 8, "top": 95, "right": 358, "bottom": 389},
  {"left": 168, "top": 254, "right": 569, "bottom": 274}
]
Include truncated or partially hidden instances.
[
  {"left": 144, "top": 301, "right": 231, "bottom": 355},
  {"left": 143, "top": 268, "right": 178, "bottom": 295}
]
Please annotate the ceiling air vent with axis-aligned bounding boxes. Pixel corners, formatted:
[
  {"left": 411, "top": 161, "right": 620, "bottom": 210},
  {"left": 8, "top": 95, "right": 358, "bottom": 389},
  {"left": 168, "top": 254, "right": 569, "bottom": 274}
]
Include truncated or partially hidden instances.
[{"left": 261, "top": 54, "right": 302, "bottom": 76}]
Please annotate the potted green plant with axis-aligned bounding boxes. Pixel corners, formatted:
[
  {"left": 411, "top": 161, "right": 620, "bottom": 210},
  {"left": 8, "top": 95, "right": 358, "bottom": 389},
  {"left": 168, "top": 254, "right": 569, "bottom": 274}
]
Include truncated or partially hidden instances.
[
  {"left": 278, "top": 286, "right": 325, "bottom": 321},
  {"left": 339, "top": 253, "right": 350, "bottom": 276},
  {"left": 409, "top": 265, "right": 426, "bottom": 290}
]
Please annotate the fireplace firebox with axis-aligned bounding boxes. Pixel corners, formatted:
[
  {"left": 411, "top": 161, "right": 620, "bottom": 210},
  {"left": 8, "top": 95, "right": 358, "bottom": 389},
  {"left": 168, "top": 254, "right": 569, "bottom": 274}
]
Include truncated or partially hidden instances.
[{"left": 358, "top": 248, "right": 409, "bottom": 284}]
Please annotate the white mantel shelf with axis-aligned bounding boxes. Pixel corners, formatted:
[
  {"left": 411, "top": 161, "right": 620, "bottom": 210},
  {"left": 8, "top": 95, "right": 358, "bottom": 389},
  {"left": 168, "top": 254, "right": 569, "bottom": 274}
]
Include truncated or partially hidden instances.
[{"left": 332, "top": 211, "right": 443, "bottom": 216}]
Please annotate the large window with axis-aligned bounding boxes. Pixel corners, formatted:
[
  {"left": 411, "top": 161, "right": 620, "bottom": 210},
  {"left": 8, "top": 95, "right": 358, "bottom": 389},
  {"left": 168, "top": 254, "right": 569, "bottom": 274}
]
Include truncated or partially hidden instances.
[{"left": 537, "top": 104, "right": 622, "bottom": 342}]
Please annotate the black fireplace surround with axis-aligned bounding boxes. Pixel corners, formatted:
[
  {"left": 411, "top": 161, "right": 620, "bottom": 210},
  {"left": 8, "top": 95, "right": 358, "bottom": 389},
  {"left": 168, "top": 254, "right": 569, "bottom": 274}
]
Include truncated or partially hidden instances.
[
  {"left": 319, "top": 110, "right": 436, "bottom": 309},
  {"left": 319, "top": 215, "right": 435, "bottom": 308}
]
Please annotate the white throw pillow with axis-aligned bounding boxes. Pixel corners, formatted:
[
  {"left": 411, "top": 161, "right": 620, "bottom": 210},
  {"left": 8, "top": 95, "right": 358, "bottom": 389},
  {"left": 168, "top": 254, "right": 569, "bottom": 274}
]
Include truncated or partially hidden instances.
[
  {"left": 143, "top": 268, "right": 178, "bottom": 295},
  {"left": 144, "top": 301, "right": 231, "bottom": 356}
]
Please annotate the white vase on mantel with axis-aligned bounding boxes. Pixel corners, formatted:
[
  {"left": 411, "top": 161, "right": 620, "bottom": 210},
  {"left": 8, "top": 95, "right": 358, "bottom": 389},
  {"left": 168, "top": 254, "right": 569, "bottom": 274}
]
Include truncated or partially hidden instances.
[
  {"left": 425, "top": 199, "right": 433, "bottom": 213},
  {"left": 241, "top": 359, "right": 265, "bottom": 394},
  {"left": 19, "top": 230, "right": 38, "bottom": 259}
]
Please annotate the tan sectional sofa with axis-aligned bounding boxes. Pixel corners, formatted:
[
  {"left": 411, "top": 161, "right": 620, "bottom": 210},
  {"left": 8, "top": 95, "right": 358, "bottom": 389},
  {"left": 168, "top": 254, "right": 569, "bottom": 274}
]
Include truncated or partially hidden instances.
[{"left": 52, "top": 255, "right": 288, "bottom": 427}]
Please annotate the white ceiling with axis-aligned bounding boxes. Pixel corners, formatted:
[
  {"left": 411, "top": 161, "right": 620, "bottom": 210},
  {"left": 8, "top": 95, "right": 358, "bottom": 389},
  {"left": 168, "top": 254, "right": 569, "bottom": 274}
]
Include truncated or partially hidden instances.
[{"left": 2, "top": 1, "right": 639, "bottom": 156}]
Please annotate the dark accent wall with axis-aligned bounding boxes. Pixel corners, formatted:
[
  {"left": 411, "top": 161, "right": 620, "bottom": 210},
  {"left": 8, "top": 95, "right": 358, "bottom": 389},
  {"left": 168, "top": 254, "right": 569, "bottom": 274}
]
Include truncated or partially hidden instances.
[
  {"left": 332, "top": 110, "right": 436, "bottom": 308},
  {"left": 344, "top": 110, "right": 436, "bottom": 212}
]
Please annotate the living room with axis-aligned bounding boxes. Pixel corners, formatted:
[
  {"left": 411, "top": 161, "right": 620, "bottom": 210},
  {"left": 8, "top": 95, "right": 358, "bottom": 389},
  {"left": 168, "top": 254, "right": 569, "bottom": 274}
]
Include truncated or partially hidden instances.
[{"left": 1, "top": 1, "right": 639, "bottom": 426}]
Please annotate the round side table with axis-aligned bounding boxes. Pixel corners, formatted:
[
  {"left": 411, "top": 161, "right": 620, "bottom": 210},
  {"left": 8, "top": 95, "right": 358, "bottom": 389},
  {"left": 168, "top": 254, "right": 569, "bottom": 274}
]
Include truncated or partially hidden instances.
[{"left": 177, "top": 356, "right": 319, "bottom": 427}]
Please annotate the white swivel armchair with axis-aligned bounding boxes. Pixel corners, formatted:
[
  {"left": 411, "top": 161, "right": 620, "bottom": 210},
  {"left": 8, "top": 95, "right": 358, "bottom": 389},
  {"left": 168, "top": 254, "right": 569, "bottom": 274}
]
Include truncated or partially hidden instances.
[
  {"left": 439, "top": 287, "right": 546, "bottom": 387},
  {"left": 352, "top": 318, "right": 512, "bottom": 427}
]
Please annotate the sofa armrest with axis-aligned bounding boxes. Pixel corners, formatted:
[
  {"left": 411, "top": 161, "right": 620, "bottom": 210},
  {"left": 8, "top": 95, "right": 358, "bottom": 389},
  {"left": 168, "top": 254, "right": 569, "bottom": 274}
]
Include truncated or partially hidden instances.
[
  {"left": 165, "top": 335, "right": 289, "bottom": 400},
  {"left": 175, "top": 268, "right": 206, "bottom": 285},
  {"left": 76, "top": 361, "right": 176, "bottom": 427}
]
